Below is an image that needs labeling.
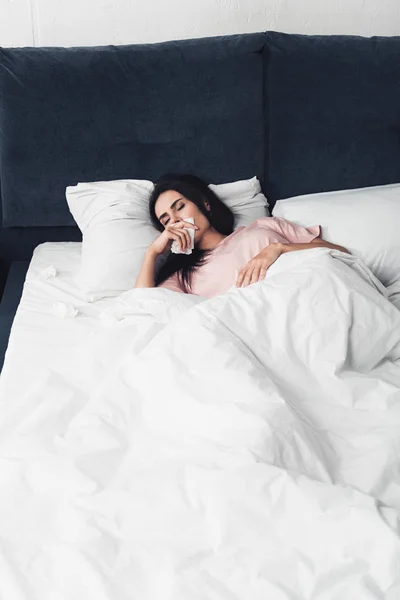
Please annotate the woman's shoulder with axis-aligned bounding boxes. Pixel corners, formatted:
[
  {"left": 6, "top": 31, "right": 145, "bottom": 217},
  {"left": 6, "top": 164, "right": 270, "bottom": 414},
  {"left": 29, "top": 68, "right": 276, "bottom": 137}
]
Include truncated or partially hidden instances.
[
  {"left": 244, "top": 216, "right": 302, "bottom": 232},
  {"left": 245, "top": 216, "right": 320, "bottom": 239},
  {"left": 247, "top": 216, "right": 271, "bottom": 227},
  {"left": 241, "top": 216, "right": 279, "bottom": 231},
  {"left": 215, "top": 217, "right": 281, "bottom": 251},
  {"left": 221, "top": 218, "right": 275, "bottom": 242}
]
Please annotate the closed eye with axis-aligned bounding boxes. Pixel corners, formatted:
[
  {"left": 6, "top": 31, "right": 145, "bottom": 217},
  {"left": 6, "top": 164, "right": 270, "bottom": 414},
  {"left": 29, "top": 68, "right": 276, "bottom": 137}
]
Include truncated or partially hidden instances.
[{"left": 162, "top": 203, "right": 184, "bottom": 226}]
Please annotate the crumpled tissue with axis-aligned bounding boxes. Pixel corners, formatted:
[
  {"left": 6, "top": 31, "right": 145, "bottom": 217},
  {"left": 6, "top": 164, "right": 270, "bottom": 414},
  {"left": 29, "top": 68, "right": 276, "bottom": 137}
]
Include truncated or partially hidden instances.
[
  {"left": 52, "top": 302, "right": 78, "bottom": 319},
  {"left": 98, "top": 307, "right": 124, "bottom": 327},
  {"left": 171, "top": 217, "right": 195, "bottom": 255},
  {"left": 41, "top": 265, "right": 58, "bottom": 280}
]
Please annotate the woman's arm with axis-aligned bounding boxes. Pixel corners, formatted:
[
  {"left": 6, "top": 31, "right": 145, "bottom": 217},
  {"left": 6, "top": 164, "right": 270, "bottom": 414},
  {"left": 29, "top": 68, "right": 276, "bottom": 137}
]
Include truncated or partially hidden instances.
[
  {"left": 134, "top": 221, "right": 197, "bottom": 289},
  {"left": 236, "top": 238, "right": 351, "bottom": 288},
  {"left": 280, "top": 237, "right": 351, "bottom": 256},
  {"left": 134, "top": 248, "right": 159, "bottom": 288}
]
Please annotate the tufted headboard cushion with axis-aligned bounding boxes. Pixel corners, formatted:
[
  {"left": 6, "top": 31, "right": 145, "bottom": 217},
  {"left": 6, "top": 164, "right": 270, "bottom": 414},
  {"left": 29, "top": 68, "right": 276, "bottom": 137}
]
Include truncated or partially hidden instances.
[{"left": 263, "top": 32, "right": 400, "bottom": 203}]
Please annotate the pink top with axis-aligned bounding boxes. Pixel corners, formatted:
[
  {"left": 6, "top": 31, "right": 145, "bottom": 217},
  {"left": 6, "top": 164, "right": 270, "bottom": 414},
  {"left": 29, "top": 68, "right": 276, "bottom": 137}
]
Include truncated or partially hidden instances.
[{"left": 159, "top": 217, "right": 320, "bottom": 298}]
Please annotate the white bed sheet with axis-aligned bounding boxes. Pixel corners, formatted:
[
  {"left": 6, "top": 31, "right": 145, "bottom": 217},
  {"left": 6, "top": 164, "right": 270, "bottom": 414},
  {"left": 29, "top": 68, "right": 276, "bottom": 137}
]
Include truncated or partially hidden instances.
[
  {"left": 387, "top": 280, "right": 400, "bottom": 311},
  {"left": 0, "top": 242, "right": 126, "bottom": 403},
  {"left": 1, "top": 243, "right": 400, "bottom": 599}
]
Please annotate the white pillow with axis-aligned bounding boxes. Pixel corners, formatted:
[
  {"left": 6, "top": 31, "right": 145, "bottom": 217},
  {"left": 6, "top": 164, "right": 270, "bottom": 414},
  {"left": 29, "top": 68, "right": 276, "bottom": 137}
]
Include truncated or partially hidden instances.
[
  {"left": 209, "top": 177, "right": 270, "bottom": 228},
  {"left": 272, "top": 183, "right": 400, "bottom": 287},
  {"left": 66, "top": 176, "right": 269, "bottom": 300}
]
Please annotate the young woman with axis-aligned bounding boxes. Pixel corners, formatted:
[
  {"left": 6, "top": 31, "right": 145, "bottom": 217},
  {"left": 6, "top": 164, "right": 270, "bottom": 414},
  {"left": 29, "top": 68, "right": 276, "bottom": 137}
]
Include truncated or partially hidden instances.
[{"left": 134, "top": 173, "right": 350, "bottom": 298}]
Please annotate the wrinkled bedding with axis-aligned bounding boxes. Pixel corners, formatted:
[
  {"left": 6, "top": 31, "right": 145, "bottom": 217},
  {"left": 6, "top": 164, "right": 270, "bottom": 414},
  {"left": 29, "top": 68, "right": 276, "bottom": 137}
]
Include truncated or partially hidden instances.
[{"left": 1, "top": 247, "right": 400, "bottom": 599}]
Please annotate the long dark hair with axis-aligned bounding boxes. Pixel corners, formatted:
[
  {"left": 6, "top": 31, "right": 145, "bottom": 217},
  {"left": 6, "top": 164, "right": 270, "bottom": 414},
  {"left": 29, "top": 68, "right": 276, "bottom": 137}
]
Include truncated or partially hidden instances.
[{"left": 149, "top": 173, "right": 235, "bottom": 293}]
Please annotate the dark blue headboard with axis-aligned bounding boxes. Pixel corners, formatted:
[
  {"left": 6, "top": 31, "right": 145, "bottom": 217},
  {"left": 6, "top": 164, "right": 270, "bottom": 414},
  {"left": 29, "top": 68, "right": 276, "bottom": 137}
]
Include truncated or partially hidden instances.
[{"left": 264, "top": 32, "right": 400, "bottom": 202}]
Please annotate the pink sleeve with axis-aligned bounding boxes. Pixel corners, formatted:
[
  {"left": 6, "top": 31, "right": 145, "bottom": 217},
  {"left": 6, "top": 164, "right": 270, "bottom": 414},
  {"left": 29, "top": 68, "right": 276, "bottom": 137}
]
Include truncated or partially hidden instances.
[
  {"left": 158, "top": 273, "right": 184, "bottom": 294},
  {"left": 268, "top": 217, "right": 320, "bottom": 243}
]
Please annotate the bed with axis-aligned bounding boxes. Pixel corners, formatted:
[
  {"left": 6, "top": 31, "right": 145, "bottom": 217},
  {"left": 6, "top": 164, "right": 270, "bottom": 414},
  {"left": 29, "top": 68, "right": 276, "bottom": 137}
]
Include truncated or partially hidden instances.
[{"left": 1, "top": 31, "right": 400, "bottom": 599}]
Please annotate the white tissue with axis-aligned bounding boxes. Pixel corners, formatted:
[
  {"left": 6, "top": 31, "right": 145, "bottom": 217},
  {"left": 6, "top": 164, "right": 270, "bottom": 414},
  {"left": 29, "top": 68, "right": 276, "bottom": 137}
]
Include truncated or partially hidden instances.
[
  {"left": 41, "top": 265, "right": 58, "bottom": 280},
  {"left": 98, "top": 307, "right": 123, "bottom": 327},
  {"left": 52, "top": 302, "right": 78, "bottom": 319},
  {"left": 171, "top": 217, "right": 195, "bottom": 255}
]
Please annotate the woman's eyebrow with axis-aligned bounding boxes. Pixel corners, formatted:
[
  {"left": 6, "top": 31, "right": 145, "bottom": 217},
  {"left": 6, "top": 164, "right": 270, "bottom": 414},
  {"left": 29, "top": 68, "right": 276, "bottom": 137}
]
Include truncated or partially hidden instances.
[{"left": 159, "top": 197, "right": 183, "bottom": 222}]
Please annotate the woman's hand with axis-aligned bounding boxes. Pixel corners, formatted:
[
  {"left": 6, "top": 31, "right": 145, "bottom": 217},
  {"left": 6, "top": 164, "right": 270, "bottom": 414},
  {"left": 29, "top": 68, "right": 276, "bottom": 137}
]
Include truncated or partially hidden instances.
[
  {"left": 149, "top": 221, "right": 199, "bottom": 256},
  {"left": 236, "top": 243, "right": 283, "bottom": 288}
]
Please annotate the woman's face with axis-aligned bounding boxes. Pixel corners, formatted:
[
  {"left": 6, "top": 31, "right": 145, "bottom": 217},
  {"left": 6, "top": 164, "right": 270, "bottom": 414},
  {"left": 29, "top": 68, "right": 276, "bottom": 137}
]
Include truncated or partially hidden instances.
[{"left": 154, "top": 190, "right": 211, "bottom": 244}]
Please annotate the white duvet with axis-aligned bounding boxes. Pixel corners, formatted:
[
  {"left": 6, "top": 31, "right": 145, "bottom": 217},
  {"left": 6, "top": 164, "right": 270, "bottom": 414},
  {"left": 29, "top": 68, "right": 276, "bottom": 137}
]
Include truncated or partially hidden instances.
[{"left": 1, "top": 247, "right": 400, "bottom": 599}]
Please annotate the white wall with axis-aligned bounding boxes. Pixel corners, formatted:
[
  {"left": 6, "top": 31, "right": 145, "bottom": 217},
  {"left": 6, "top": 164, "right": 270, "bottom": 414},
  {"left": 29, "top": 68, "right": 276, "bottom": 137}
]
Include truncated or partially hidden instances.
[{"left": 1, "top": 0, "right": 400, "bottom": 47}]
